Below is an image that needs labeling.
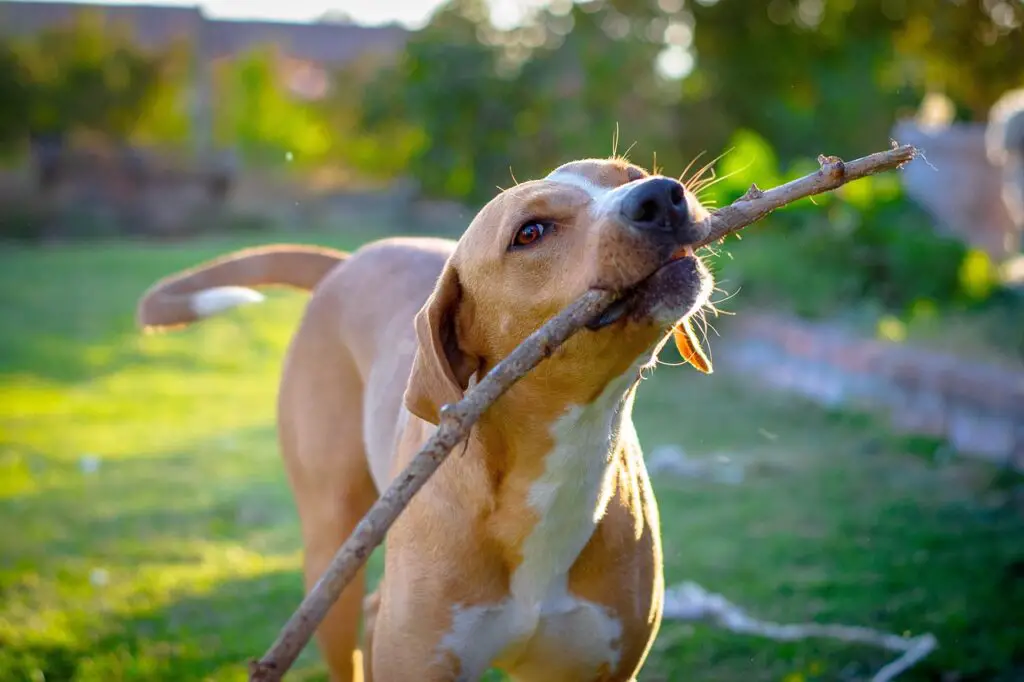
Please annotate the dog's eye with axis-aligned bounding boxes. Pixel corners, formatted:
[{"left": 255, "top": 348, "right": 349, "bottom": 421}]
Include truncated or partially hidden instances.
[{"left": 511, "top": 221, "right": 551, "bottom": 249}]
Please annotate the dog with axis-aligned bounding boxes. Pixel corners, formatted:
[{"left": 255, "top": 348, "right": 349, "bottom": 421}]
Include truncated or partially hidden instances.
[{"left": 137, "top": 157, "right": 715, "bottom": 681}]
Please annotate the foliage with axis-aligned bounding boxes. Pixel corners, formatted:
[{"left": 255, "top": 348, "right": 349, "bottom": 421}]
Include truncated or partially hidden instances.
[
  {"left": 319, "top": 54, "right": 427, "bottom": 179},
  {"left": 706, "top": 128, "right": 1005, "bottom": 318},
  {"left": 0, "top": 44, "right": 32, "bottom": 157},
  {"left": 349, "top": 0, "right": 1024, "bottom": 202},
  {"left": 359, "top": 0, "right": 673, "bottom": 203},
  {"left": 213, "top": 46, "right": 332, "bottom": 167},
  {"left": 129, "top": 39, "right": 194, "bottom": 148},
  {"left": 682, "top": 0, "right": 1023, "bottom": 164},
  {"left": 10, "top": 11, "right": 166, "bottom": 140}
]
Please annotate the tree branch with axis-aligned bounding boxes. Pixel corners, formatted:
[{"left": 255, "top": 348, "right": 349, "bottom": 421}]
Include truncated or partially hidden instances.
[
  {"left": 695, "top": 143, "right": 918, "bottom": 248},
  {"left": 248, "top": 143, "right": 920, "bottom": 682},
  {"left": 663, "top": 581, "right": 937, "bottom": 682}
]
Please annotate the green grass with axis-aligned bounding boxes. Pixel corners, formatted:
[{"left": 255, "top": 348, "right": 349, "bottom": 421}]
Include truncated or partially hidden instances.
[{"left": 1, "top": 230, "right": 1022, "bottom": 682}]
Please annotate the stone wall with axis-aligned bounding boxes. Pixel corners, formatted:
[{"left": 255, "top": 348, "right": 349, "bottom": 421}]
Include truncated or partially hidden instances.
[{"left": 719, "top": 313, "right": 1024, "bottom": 470}]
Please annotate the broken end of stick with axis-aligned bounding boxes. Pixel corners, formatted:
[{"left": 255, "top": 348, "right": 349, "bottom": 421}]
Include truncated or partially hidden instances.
[
  {"left": 888, "top": 140, "right": 921, "bottom": 168},
  {"left": 817, "top": 153, "right": 847, "bottom": 181}
]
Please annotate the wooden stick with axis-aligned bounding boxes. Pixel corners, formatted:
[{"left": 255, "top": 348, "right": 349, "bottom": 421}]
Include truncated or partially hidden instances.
[
  {"left": 248, "top": 288, "right": 617, "bottom": 682},
  {"left": 248, "top": 143, "right": 919, "bottom": 682},
  {"left": 695, "top": 143, "right": 917, "bottom": 248}
]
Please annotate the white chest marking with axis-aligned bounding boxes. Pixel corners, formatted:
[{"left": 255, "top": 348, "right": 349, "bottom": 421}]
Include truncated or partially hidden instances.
[{"left": 436, "top": 367, "right": 639, "bottom": 679}]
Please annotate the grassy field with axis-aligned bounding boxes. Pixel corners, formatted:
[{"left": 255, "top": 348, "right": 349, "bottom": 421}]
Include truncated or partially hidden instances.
[{"left": 1, "top": 228, "right": 1022, "bottom": 682}]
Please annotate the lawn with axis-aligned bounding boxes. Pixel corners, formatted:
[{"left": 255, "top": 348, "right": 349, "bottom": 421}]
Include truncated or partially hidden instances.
[{"left": 1, "top": 228, "right": 1022, "bottom": 682}]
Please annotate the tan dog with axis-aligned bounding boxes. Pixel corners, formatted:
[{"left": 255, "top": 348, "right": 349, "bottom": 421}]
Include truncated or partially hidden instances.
[{"left": 137, "top": 158, "right": 714, "bottom": 682}]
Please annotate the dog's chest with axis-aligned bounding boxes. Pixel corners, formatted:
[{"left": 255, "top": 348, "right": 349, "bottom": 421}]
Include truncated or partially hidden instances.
[
  {"left": 442, "top": 590, "right": 623, "bottom": 681},
  {"left": 437, "top": 373, "right": 637, "bottom": 679}
]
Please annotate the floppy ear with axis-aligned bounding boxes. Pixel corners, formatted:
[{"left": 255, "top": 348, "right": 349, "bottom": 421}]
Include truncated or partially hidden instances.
[
  {"left": 404, "top": 264, "right": 480, "bottom": 424},
  {"left": 672, "top": 317, "right": 713, "bottom": 374}
]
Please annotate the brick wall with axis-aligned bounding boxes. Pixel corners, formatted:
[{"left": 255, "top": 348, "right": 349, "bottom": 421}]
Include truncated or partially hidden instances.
[{"left": 719, "top": 313, "right": 1024, "bottom": 470}]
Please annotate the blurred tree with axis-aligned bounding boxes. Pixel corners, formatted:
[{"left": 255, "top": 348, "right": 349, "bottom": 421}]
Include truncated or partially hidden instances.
[
  {"left": 320, "top": 52, "right": 427, "bottom": 179},
  {"left": 359, "top": 0, "right": 680, "bottom": 202},
  {"left": 0, "top": 43, "right": 31, "bottom": 157},
  {"left": 213, "top": 45, "right": 331, "bottom": 167},
  {"left": 361, "top": 0, "right": 542, "bottom": 201},
  {"left": 12, "top": 10, "right": 165, "bottom": 140},
  {"left": 131, "top": 38, "right": 194, "bottom": 147},
  {"left": 683, "top": 0, "right": 1024, "bottom": 164},
  {"left": 528, "top": 3, "right": 673, "bottom": 169},
  {"left": 889, "top": 0, "right": 1024, "bottom": 119}
]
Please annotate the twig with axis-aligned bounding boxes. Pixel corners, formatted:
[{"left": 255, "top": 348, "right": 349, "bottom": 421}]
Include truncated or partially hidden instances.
[
  {"left": 248, "top": 143, "right": 919, "bottom": 681},
  {"left": 662, "top": 582, "right": 937, "bottom": 682},
  {"left": 695, "top": 143, "right": 917, "bottom": 248}
]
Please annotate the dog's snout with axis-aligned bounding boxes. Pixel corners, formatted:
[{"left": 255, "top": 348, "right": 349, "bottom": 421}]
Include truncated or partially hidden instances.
[{"left": 621, "top": 177, "right": 688, "bottom": 233}]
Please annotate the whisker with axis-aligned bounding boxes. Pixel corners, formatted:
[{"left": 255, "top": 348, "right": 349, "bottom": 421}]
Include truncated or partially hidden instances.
[
  {"left": 697, "top": 310, "right": 717, "bottom": 363},
  {"left": 677, "top": 150, "right": 707, "bottom": 185},
  {"left": 620, "top": 139, "right": 639, "bottom": 163},
  {"left": 707, "top": 287, "right": 741, "bottom": 313},
  {"left": 698, "top": 309, "right": 712, "bottom": 342},
  {"left": 693, "top": 161, "right": 752, "bottom": 194},
  {"left": 684, "top": 148, "right": 735, "bottom": 191}
]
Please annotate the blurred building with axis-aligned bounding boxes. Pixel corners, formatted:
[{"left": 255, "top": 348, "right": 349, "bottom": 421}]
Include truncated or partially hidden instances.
[{"left": 0, "top": 2, "right": 409, "bottom": 76}]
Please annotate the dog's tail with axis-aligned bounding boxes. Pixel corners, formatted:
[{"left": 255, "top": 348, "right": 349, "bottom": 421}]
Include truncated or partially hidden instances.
[{"left": 136, "top": 244, "right": 348, "bottom": 332}]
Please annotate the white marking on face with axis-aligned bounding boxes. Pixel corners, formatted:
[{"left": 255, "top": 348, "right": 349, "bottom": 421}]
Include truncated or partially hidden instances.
[
  {"left": 190, "top": 286, "right": 264, "bottom": 318},
  {"left": 546, "top": 169, "right": 641, "bottom": 220},
  {"left": 435, "top": 364, "right": 643, "bottom": 678},
  {"left": 545, "top": 169, "right": 610, "bottom": 202}
]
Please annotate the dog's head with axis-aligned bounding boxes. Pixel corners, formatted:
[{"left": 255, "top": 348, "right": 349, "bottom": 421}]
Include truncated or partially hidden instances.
[{"left": 405, "top": 157, "right": 714, "bottom": 424}]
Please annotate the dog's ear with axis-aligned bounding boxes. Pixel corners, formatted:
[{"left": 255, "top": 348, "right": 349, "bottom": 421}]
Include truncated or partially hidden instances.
[
  {"left": 673, "top": 317, "right": 712, "bottom": 374},
  {"left": 404, "top": 264, "right": 480, "bottom": 425}
]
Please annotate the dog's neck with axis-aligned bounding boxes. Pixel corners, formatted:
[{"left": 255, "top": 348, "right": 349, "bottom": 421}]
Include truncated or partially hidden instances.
[{"left": 474, "top": 365, "right": 643, "bottom": 604}]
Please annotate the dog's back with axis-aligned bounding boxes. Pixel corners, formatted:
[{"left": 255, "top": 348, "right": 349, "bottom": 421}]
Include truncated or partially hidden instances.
[{"left": 279, "top": 236, "right": 455, "bottom": 490}]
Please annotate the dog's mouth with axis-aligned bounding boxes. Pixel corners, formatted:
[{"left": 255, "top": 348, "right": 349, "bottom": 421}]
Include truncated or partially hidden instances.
[{"left": 585, "top": 245, "right": 703, "bottom": 331}]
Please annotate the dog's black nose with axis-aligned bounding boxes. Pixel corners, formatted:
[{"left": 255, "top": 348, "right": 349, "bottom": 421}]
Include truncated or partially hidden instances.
[{"left": 620, "top": 177, "right": 689, "bottom": 233}]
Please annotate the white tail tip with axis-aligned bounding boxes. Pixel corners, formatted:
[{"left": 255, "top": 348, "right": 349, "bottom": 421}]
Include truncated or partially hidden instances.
[{"left": 190, "top": 286, "right": 266, "bottom": 319}]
